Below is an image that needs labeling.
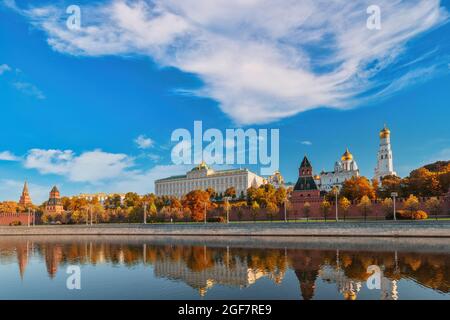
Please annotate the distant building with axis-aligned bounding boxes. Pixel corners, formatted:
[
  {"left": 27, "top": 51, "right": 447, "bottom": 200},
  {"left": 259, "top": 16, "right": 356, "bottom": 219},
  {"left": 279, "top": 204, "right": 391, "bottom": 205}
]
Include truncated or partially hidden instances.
[
  {"left": 291, "top": 156, "right": 321, "bottom": 204},
  {"left": 155, "top": 162, "right": 265, "bottom": 198},
  {"left": 317, "top": 149, "right": 360, "bottom": 192},
  {"left": 44, "top": 186, "right": 64, "bottom": 215},
  {"left": 267, "top": 171, "right": 285, "bottom": 189},
  {"left": 77, "top": 193, "right": 125, "bottom": 205},
  {"left": 374, "top": 125, "right": 397, "bottom": 182},
  {"left": 18, "top": 181, "right": 32, "bottom": 207}
]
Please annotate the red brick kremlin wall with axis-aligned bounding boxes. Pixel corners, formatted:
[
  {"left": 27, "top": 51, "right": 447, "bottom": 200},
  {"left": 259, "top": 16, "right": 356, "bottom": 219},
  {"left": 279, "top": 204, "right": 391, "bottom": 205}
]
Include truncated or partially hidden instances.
[
  {"left": 220, "top": 194, "right": 450, "bottom": 221},
  {"left": 0, "top": 213, "right": 33, "bottom": 226}
]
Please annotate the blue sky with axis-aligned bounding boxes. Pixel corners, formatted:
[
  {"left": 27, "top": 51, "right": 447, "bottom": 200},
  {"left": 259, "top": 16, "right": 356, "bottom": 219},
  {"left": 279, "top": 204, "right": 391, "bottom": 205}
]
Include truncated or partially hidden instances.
[{"left": 1, "top": 0, "right": 450, "bottom": 203}]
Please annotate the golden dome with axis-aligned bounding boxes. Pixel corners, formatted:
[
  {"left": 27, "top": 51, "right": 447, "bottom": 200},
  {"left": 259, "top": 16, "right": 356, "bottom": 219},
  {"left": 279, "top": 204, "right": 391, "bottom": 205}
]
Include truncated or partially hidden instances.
[
  {"left": 341, "top": 148, "right": 353, "bottom": 161},
  {"left": 380, "top": 125, "right": 390, "bottom": 139}
]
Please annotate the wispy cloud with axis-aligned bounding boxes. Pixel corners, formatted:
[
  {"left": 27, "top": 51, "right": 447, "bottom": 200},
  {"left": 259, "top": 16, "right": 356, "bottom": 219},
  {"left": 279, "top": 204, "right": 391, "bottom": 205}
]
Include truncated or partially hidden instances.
[
  {"left": 300, "top": 140, "right": 312, "bottom": 146},
  {"left": 0, "top": 64, "right": 11, "bottom": 75},
  {"left": 134, "top": 134, "right": 154, "bottom": 149},
  {"left": 6, "top": 0, "right": 449, "bottom": 124},
  {"left": 13, "top": 81, "right": 45, "bottom": 99},
  {"left": 0, "top": 150, "right": 21, "bottom": 161}
]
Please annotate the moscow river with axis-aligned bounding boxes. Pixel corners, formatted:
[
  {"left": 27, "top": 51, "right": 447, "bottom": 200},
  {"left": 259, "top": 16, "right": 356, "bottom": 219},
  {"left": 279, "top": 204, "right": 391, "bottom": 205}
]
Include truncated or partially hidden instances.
[{"left": 0, "top": 236, "right": 448, "bottom": 300}]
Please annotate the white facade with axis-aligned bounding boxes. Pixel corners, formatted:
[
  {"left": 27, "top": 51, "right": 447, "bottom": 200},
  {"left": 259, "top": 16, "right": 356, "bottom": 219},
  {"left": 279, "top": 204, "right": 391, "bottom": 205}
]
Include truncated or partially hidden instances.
[
  {"left": 374, "top": 125, "right": 396, "bottom": 182},
  {"left": 155, "top": 162, "right": 265, "bottom": 198},
  {"left": 76, "top": 193, "right": 125, "bottom": 205},
  {"left": 317, "top": 149, "right": 360, "bottom": 192}
]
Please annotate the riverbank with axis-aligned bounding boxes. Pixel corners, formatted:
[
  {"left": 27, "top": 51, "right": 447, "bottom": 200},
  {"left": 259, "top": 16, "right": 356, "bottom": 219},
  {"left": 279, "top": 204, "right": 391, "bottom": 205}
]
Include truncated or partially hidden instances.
[{"left": 1, "top": 221, "right": 450, "bottom": 237}]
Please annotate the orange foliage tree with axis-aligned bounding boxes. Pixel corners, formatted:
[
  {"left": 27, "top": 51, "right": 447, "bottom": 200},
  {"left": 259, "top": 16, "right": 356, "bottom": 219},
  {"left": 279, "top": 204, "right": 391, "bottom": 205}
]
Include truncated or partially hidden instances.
[
  {"left": 340, "top": 177, "right": 376, "bottom": 201},
  {"left": 182, "top": 190, "right": 215, "bottom": 222}
]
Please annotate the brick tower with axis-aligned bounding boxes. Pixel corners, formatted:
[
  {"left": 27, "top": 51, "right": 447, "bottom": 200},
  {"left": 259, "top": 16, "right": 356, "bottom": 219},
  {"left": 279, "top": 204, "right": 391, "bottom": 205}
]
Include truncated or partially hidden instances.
[
  {"left": 291, "top": 156, "right": 321, "bottom": 204},
  {"left": 45, "top": 186, "right": 64, "bottom": 215},
  {"left": 19, "top": 181, "right": 32, "bottom": 207}
]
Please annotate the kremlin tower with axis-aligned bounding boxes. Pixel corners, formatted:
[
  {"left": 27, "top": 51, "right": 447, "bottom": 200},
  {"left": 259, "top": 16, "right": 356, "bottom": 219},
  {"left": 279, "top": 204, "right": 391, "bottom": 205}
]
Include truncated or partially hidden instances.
[
  {"left": 291, "top": 156, "right": 321, "bottom": 204},
  {"left": 18, "top": 181, "right": 32, "bottom": 207},
  {"left": 374, "top": 124, "right": 397, "bottom": 182},
  {"left": 44, "top": 186, "right": 64, "bottom": 215}
]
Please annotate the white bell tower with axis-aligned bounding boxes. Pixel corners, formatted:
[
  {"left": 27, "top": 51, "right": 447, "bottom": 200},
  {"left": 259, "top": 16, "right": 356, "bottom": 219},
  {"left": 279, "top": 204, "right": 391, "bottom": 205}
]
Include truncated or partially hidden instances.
[{"left": 374, "top": 124, "right": 396, "bottom": 182}]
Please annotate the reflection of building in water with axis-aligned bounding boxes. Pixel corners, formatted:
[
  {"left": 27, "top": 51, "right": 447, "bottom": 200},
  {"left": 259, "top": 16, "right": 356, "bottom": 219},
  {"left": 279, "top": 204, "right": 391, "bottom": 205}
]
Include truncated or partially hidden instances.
[
  {"left": 16, "top": 241, "right": 30, "bottom": 279},
  {"left": 154, "top": 257, "right": 284, "bottom": 297},
  {"left": 319, "top": 265, "right": 399, "bottom": 300},
  {"left": 44, "top": 244, "right": 64, "bottom": 278},
  {"left": 319, "top": 266, "right": 362, "bottom": 300}
]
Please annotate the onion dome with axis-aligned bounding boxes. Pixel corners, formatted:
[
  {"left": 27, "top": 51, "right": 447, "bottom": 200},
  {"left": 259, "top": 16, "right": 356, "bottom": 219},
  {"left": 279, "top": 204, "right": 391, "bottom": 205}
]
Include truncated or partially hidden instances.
[
  {"left": 380, "top": 124, "right": 391, "bottom": 139},
  {"left": 341, "top": 148, "right": 353, "bottom": 161}
]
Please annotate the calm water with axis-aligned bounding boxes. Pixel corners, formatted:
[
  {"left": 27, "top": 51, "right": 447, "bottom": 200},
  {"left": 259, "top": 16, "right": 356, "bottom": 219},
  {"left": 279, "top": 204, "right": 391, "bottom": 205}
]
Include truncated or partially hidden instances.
[{"left": 0, "top": 236, "right": 448, "bottom": 300}]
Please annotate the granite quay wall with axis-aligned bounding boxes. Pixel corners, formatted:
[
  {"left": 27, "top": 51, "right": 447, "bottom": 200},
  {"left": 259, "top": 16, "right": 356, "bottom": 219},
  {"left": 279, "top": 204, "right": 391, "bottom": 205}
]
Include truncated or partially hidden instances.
[{"left": 1, "top": 221, "right": 449, "bottom": 237}]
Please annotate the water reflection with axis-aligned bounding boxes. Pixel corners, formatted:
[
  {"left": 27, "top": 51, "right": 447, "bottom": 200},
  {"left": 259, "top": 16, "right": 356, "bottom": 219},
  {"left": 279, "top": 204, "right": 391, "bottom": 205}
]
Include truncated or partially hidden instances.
[{"left": 0, "top": 238, "right": 448, "bottom": 300}]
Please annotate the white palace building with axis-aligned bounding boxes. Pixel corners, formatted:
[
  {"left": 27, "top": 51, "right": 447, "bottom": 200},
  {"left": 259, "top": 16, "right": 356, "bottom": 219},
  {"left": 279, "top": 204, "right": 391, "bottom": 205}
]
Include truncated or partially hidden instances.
[{"left": 155, "top": 162, "right": 266, "bottom": 198}]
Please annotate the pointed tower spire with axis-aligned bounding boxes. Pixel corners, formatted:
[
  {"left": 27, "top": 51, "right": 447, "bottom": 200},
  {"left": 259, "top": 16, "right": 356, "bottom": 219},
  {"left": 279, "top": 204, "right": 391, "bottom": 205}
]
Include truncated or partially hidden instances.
[{"left": 19, "top": 181, "right": 32, "bottom": 207}]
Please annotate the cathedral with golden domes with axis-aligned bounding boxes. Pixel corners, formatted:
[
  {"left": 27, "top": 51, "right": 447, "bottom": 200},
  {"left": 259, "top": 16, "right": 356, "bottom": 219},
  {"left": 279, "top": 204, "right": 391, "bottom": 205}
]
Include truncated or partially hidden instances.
[{"left": 316, "top": 148, "right": 360, "bottom": 192}]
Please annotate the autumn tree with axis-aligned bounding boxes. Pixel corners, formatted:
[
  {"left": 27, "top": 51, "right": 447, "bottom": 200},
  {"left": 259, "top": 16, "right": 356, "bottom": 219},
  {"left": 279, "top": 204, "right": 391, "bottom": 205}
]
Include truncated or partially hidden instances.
[
  {"left": 381, "top": 198, "right": 394, "bottom": 218},
  {"left": 339, "top": 197, "right": 351, "bottom": 221},
  {"left": 274, "top": 187, "right": 287, "bottom": 207},
  {"left": 266, "top": 202, "right": 279, "bottom": 222},
  {"left": 303, "top": 202, "right": 311, "bottom": 222},
  {"left": 403, "top": 194, "right": 420, "bottom": 216},
  {"left": 182, "top": 190, "right": 214, "bottom": 222},
  {"left": 320, "top": 200, "right": 331, "bottom": 221},
  {"left": 224, "top": 187, "right": 237, "bottom": 199},
  {"left": 425, "top": 197, "right": 441, "bottom": 220},
  {"left": 340, "top": 177, "right": 376, "bottom": 201},
  {"left": 358, "top": 195, "right": 372, "bottom": 221},
  {"left": 250, "top": 201, "right": 260, "bottom": 222}
]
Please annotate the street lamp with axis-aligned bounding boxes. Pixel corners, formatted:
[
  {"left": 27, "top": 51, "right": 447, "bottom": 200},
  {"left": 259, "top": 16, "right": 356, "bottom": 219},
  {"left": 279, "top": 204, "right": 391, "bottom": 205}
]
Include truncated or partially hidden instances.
[
  {"left": 333, "top": 187, "right": 339, "bottom": 222},
  {"left": 391, "top": 192, "right": 398, "bottom": 221},
  {"left": 284, "top": 194, "right": 291, "bottom": 223},
  {"left": 224, "top": 197, "right": 231, "bottom": 224},
  {"left": 204, "top": 201, "right": 207, "bottom": 224},
  {"left": 143, "top": 202, "right": 147, "bottom": 225}
]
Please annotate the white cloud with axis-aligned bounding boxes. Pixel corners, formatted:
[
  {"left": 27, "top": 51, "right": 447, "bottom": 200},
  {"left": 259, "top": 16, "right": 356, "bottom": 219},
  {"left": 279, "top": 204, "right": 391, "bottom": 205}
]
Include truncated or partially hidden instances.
[
  {"left": 0, "top": 64, "right": 11, "bottom": 75},
  {"left": 0, "top": 151, "right": 21, "bottom": 161},
  {"left": 134, "top": 134, "right": 154, "bottom": 149},
  {"left": 13, "top": 81, "right": 45, "bottom": 99},
  {"left": 8, "top": 0, "right": 449, "bottom": 124},
  {"left": 300, "top": 141, "right": 312, "bottom": 146},
  {"left": 24, "top": 149, "right": 134, "bottom": 183}
]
